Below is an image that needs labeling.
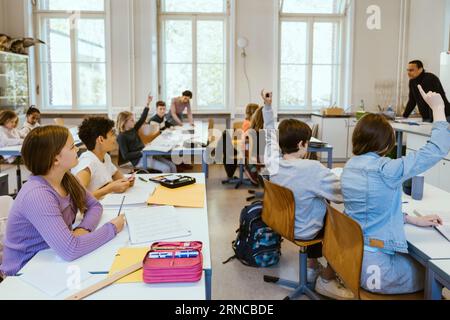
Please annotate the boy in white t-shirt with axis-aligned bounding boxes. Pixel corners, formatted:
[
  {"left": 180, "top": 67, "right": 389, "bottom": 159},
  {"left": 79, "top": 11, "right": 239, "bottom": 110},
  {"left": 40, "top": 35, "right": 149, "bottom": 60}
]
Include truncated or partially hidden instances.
[{"left": 72, "top": 117, "right": 134, "bottom": 199}]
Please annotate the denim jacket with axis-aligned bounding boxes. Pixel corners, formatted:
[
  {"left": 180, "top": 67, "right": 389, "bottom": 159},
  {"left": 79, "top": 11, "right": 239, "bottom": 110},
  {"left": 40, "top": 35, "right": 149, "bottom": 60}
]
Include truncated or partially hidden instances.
[{"left": 341, "top": 122, "right": 450, "bottom": 253}]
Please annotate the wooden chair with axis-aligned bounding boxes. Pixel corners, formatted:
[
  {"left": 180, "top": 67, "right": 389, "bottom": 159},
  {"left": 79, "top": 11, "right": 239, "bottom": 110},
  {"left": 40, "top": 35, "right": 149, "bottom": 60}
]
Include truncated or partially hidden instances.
[
  {"left": 260, "top": 178, "right": 322, "bottom": 300},
  {"left": 323, "top": 205, "right": 424, "bottom": 300}
]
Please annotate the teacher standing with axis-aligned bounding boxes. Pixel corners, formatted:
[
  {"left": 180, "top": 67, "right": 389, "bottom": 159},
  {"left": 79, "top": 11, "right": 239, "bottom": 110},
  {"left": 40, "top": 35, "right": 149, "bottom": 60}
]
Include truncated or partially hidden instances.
[
  {"left": 403, "top": 60, "right": 450, "bottom": 122},
  {"left": 167, "top": 90, "right": 194, "bottom": 127}
]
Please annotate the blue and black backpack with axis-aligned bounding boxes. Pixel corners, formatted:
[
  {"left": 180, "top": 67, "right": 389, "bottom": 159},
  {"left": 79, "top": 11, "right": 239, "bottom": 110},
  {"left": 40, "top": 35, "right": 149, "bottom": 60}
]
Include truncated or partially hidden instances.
[{"left": 223, "top": 201, "right": 282, "bottom": 267}]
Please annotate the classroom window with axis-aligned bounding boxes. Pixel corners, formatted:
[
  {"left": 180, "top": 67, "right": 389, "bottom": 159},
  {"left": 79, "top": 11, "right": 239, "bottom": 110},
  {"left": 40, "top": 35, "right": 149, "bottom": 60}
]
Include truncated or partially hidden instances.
[
  {"left": 159, "top": 0, "right": 229, "bottom": 111},
  {"left": 279, "top": 0, "right": 345, "bottom": 111},
  {"left": 34, "top": 0, "right": 108, "bottom": 111}
]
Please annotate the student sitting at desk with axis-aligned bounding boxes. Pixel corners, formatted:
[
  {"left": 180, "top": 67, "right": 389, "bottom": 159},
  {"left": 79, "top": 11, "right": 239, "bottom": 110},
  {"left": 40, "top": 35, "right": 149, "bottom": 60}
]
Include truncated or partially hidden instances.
[
  {"left": 0, "top": 126, "right": 125, "bottom": 278},
  {"left": 341, "top": 85, "right": 450, "bottom": 295},
  {"left": 116, "top": 95, "right": 177, "bottom": 173},
  {"left": 0, "top": 110, "right": 25, "bottom": 164},
  {"left": 72, "top": 117, "right": 134, "bottom": 200},
  {"left": 242, "top": 103, "right": 259, "bottom": 133},
  {"left": 261, "top": 90, "right": 354, "bottom": 300},
  {"left": 149, "top": 100, "right": 173, "bottom": 132},
  {"left": 19, "top": 106, "right": 41, "bottom": 137}
]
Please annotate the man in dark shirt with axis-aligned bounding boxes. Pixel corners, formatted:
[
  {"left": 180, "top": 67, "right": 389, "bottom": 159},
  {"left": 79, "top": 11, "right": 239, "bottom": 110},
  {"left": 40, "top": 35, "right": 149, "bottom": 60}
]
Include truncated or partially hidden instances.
[
  {"left": 403, "top": 60, "right": 450, "bottom": 122},
  {"left": 149, "top": 101, "right": 173, "bottom": 132}
]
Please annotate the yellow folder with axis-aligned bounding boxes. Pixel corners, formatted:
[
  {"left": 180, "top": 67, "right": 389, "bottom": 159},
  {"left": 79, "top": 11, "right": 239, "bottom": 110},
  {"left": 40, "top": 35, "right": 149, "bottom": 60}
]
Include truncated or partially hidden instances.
[
  {"left": 147, "top": 183, "right": 205, "bottom": 208},
  {"left": 108, "top": 247, "right": 149, "bottom": 283}
]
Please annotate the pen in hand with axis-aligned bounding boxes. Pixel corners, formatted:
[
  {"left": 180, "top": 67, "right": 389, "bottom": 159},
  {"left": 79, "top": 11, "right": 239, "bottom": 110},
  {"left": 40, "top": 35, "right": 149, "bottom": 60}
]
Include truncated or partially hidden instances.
[
  {"left": 118, "top": 196, "right": 125, "bottom": 217},
  {"left": 138, "top": 177, "right": 148, "bottom": 183}
]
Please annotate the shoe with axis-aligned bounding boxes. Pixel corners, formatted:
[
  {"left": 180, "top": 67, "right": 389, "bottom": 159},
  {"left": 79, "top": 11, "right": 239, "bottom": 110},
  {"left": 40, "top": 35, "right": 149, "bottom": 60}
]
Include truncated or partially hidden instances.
[
  {"left": 244, "top": 165, "right": 259, "bottom": 186},
  {"left": 307, "top": 267, "right": 319, "bottom": 284},
  {"left": 315, "top": 276, "right": 355, "bottom": 300}
]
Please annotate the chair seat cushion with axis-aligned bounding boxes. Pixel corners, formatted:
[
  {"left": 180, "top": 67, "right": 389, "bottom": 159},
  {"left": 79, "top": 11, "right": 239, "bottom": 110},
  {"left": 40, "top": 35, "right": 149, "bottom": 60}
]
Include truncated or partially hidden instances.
[{"left": 360, "top": 288, "right": 424, "bottom": 300}]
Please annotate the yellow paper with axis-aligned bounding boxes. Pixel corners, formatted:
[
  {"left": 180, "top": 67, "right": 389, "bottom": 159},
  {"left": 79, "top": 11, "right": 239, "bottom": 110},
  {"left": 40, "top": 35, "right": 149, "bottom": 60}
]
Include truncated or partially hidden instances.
[
  {"left": 108, "top": 247, "right": 149, "bottom": 283},
  {"left": 147, "top": 184, "right": 205, "bottom": 208}
]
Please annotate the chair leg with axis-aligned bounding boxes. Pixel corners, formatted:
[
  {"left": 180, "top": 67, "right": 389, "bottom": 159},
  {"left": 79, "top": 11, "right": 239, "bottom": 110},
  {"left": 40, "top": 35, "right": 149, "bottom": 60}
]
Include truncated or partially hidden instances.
[{"left": 263, "top": 248, "right": 321, "bottom": 300}]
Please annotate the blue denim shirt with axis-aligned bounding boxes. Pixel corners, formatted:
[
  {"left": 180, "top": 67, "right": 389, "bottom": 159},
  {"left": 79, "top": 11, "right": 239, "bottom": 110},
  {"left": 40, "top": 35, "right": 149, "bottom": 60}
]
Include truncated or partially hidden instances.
[{"left": 341, "top": 122, "right": 450, "bottom": 253}]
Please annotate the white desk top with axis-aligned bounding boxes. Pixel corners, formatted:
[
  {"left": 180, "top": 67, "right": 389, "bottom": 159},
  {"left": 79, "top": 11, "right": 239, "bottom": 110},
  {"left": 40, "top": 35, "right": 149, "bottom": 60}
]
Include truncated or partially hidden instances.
[
  {"left": 391, "top": 121, "right": 434, "bottom": 137},
  {"left": 143, "top": 121, "right": 208, "bottom": 153},
  {"left": 403, "top": 184, "right": 450, "bottom": 260},
  {"left": 429, "top": 259, "right": 450, "bottom": 282},
  {"left": 0, "top": 272, "right": 206, "bottom": 300},
  {"left": 12, "top": 173, "right": 211, "bottom": 299}
]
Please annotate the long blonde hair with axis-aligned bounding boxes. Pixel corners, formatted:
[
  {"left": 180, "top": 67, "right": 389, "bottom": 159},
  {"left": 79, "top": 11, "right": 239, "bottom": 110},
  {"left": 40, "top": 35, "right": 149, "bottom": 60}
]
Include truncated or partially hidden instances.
[
  {"left": 116, "top": 111, "right": 133, "bottom": 133},
  {"left": 21, "top": 126, "right": 88, "bottom": 213},
  {"left": 250, "top": 106, "right": 264, "bottom": 132}
]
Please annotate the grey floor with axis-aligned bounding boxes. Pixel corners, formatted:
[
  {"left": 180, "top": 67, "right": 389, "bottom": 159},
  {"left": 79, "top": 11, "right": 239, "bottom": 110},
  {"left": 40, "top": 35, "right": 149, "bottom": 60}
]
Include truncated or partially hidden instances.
[{"left": 204, "top": 164, "right": 313, "bottom": 300}]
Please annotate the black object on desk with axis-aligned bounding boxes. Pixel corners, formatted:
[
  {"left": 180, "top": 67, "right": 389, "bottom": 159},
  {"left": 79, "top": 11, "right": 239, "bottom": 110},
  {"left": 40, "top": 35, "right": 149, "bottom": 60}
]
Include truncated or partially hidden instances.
[{"left": 149, "top": 175, "right": 196, "bottom": 189}]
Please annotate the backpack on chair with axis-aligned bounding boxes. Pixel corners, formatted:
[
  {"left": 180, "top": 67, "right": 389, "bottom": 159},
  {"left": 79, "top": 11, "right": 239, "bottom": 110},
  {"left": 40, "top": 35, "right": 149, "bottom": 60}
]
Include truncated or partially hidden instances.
[{"left": 223, "top": 201, "right": 282, "bottom": 267}]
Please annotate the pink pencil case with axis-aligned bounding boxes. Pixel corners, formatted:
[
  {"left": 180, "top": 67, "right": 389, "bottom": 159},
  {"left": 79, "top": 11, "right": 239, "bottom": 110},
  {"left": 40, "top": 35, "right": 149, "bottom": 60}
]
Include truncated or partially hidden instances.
[{"left": 142, "top": 241, "right": 203, "bottom": 284}]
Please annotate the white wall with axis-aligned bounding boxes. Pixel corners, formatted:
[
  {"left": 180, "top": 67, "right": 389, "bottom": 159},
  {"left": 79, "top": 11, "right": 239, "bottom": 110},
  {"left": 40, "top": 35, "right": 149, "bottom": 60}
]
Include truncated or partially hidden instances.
[
  {"left": 351, "top": 0, "right": 402, "bottom": 111},
  {"left": 408, "top": 0, "right": 446, "bottom": 74},
  {"left": 234, "top": 0, "right": 275, "bottom": 113}
]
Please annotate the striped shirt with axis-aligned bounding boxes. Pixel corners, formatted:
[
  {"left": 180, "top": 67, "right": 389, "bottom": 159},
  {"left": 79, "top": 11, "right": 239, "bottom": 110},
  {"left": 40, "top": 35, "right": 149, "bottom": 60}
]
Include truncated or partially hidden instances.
[{"left": 0, "top": 175, "right": 117, "bottom": 276}]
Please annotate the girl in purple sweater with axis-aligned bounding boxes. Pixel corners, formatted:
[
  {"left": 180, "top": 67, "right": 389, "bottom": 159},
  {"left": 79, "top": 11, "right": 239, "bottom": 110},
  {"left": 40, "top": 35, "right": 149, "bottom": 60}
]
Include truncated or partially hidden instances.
[{"left": 0, "top": 126, "right": 125, "bottom": 278}]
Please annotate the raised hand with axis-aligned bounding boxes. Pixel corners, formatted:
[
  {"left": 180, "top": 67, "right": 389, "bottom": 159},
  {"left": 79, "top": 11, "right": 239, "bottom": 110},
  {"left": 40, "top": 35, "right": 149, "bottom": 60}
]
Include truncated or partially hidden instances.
[
  {"left": 418, "top": 85, "right": 446, "bottom": 122},
  {"left": 261, "top": 89, "right": 273, "bottom": 106}
]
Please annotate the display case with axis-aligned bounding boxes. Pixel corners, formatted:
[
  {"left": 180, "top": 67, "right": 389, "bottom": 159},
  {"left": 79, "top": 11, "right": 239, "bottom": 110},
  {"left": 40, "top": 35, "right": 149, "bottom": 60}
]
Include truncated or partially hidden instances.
[{"left": 0, "top": 51, "right": 30, "bottom": 115}]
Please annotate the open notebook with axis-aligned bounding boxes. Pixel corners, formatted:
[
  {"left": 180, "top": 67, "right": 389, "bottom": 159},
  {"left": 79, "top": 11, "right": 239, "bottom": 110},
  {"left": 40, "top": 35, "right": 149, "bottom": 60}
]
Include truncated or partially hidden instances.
[
  {"left": 101, "top": 182, "right": 156, "bottom": 207},
  {"left": 125, "top": 206, "right": 191, "bottom": 245}
]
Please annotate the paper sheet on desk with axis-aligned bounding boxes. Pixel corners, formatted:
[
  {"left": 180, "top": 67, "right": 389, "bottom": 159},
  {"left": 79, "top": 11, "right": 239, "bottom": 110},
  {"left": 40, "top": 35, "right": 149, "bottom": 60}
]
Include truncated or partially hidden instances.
[
  {"left": 125, "top": 206, "right": 191, "bottom": 245},
  {"left": 101, "top": 183, "right": 156, "bottom": 207},
  {"left": 147, "top": 184, "right": 205, "bottom": 208},
  {"left": 19, "top": 257, "right": 92, "bottom": 297},
  {"left": 413, "top": 210, "right": 450, "bottom": 242},
  {"left": 108, "top": 247, "right": 149, "bottom": 283}
]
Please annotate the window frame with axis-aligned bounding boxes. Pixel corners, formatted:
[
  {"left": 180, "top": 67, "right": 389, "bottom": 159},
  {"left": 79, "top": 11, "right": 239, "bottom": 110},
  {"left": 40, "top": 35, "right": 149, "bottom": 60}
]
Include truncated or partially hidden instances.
[
  {"left": 278, "top": 3, "right": 346, "bottom": 112},
  {"left": 158, "top": 0, "right": 230, "bottom": 112},
  {"left": 33, "top": 0, "right": 111, "bottom": 112}
]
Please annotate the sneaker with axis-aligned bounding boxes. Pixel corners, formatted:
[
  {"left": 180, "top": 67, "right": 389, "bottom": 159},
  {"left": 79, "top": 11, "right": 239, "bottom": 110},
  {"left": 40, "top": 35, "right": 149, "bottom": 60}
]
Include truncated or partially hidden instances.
[
  {"left": 244, "top": 165, "right": 259, "bottom": 186},
  {"left": 307, "top": 267, "right": 319, "bottom": 283},
  {"left": 315, "top": 276, "right": 355, "bottom": 300}
]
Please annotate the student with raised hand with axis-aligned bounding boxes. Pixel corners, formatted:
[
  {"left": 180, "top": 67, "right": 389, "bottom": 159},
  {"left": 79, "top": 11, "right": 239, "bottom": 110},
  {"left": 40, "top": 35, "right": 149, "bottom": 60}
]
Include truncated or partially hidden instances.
[
  {"left": 242, "top": 103, "right": 259, "bottom": 133},
  {"left": 0, "top": 126, "right": 125, "bottom": 277},
  {"left": 341, "top": 84, "right": 450, "bottom": 295},
  {"left": 72, "top": 117, "right": 133, "bottom": 200},
  {"left": 116, "top": 95, "right": 177, "bottom": 173},
  {"left": 261, "top": 89, "right": 354, "bottom": 300},
  {"left": 19, "top": 106, "right": 41, "bottom": 137}
]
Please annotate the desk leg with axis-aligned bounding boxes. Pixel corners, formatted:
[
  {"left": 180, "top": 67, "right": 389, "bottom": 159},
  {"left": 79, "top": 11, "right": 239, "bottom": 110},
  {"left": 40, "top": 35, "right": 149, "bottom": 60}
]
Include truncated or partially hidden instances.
[
  {"left": 426, "top": 266, "right": 442, "bottom": 300},
  {"left": 16, "top": 162, "right": 22, "bottom": 191},
  {"left": 143, "top": 153, "right": 148, "bottom": 170},
  {"left": 327, "top": 150, "right": 333, "bottom": 169},
  {"left": 205, "top": 269, "right": 212, "bottom": 300},
  {"left": 202, "top": 150, "right": 209, "bottom": 178},
  {"left": 396, "top": 131, "right": 403, "bottom": 159}
]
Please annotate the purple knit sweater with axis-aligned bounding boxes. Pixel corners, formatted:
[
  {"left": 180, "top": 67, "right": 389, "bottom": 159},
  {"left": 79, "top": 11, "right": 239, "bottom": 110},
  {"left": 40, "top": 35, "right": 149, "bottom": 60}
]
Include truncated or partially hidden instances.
[{"left": 0, "top": 175, "right": 117, "bottom": 276}]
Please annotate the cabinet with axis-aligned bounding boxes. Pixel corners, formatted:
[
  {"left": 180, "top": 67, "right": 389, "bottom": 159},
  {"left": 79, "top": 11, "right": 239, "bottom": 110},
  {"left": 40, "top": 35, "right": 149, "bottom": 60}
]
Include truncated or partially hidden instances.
[
  {"left": 311, "top": 115, "right": 356, "bottom": 162},
  {"left": 0, "top": 51, "right": 29, "bottom": 115},
  {"left": 406, "top": 133, "right": 450, "bottom": 192}
]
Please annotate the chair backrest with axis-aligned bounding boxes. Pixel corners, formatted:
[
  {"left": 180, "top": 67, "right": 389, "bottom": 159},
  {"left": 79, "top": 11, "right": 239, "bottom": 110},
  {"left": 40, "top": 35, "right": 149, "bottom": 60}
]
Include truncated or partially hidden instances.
[
  {"left": 0, "top": 196, "right": 13, "bottom": 220},
  {"left": 138, "top": 124, "right": 158, "bottom": 145},
  {"left": 323, "top": 205, "right": 364, "bottom": 298},
  {"left": 261, "top": 178, "right": 295, "bottom": 242}
]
